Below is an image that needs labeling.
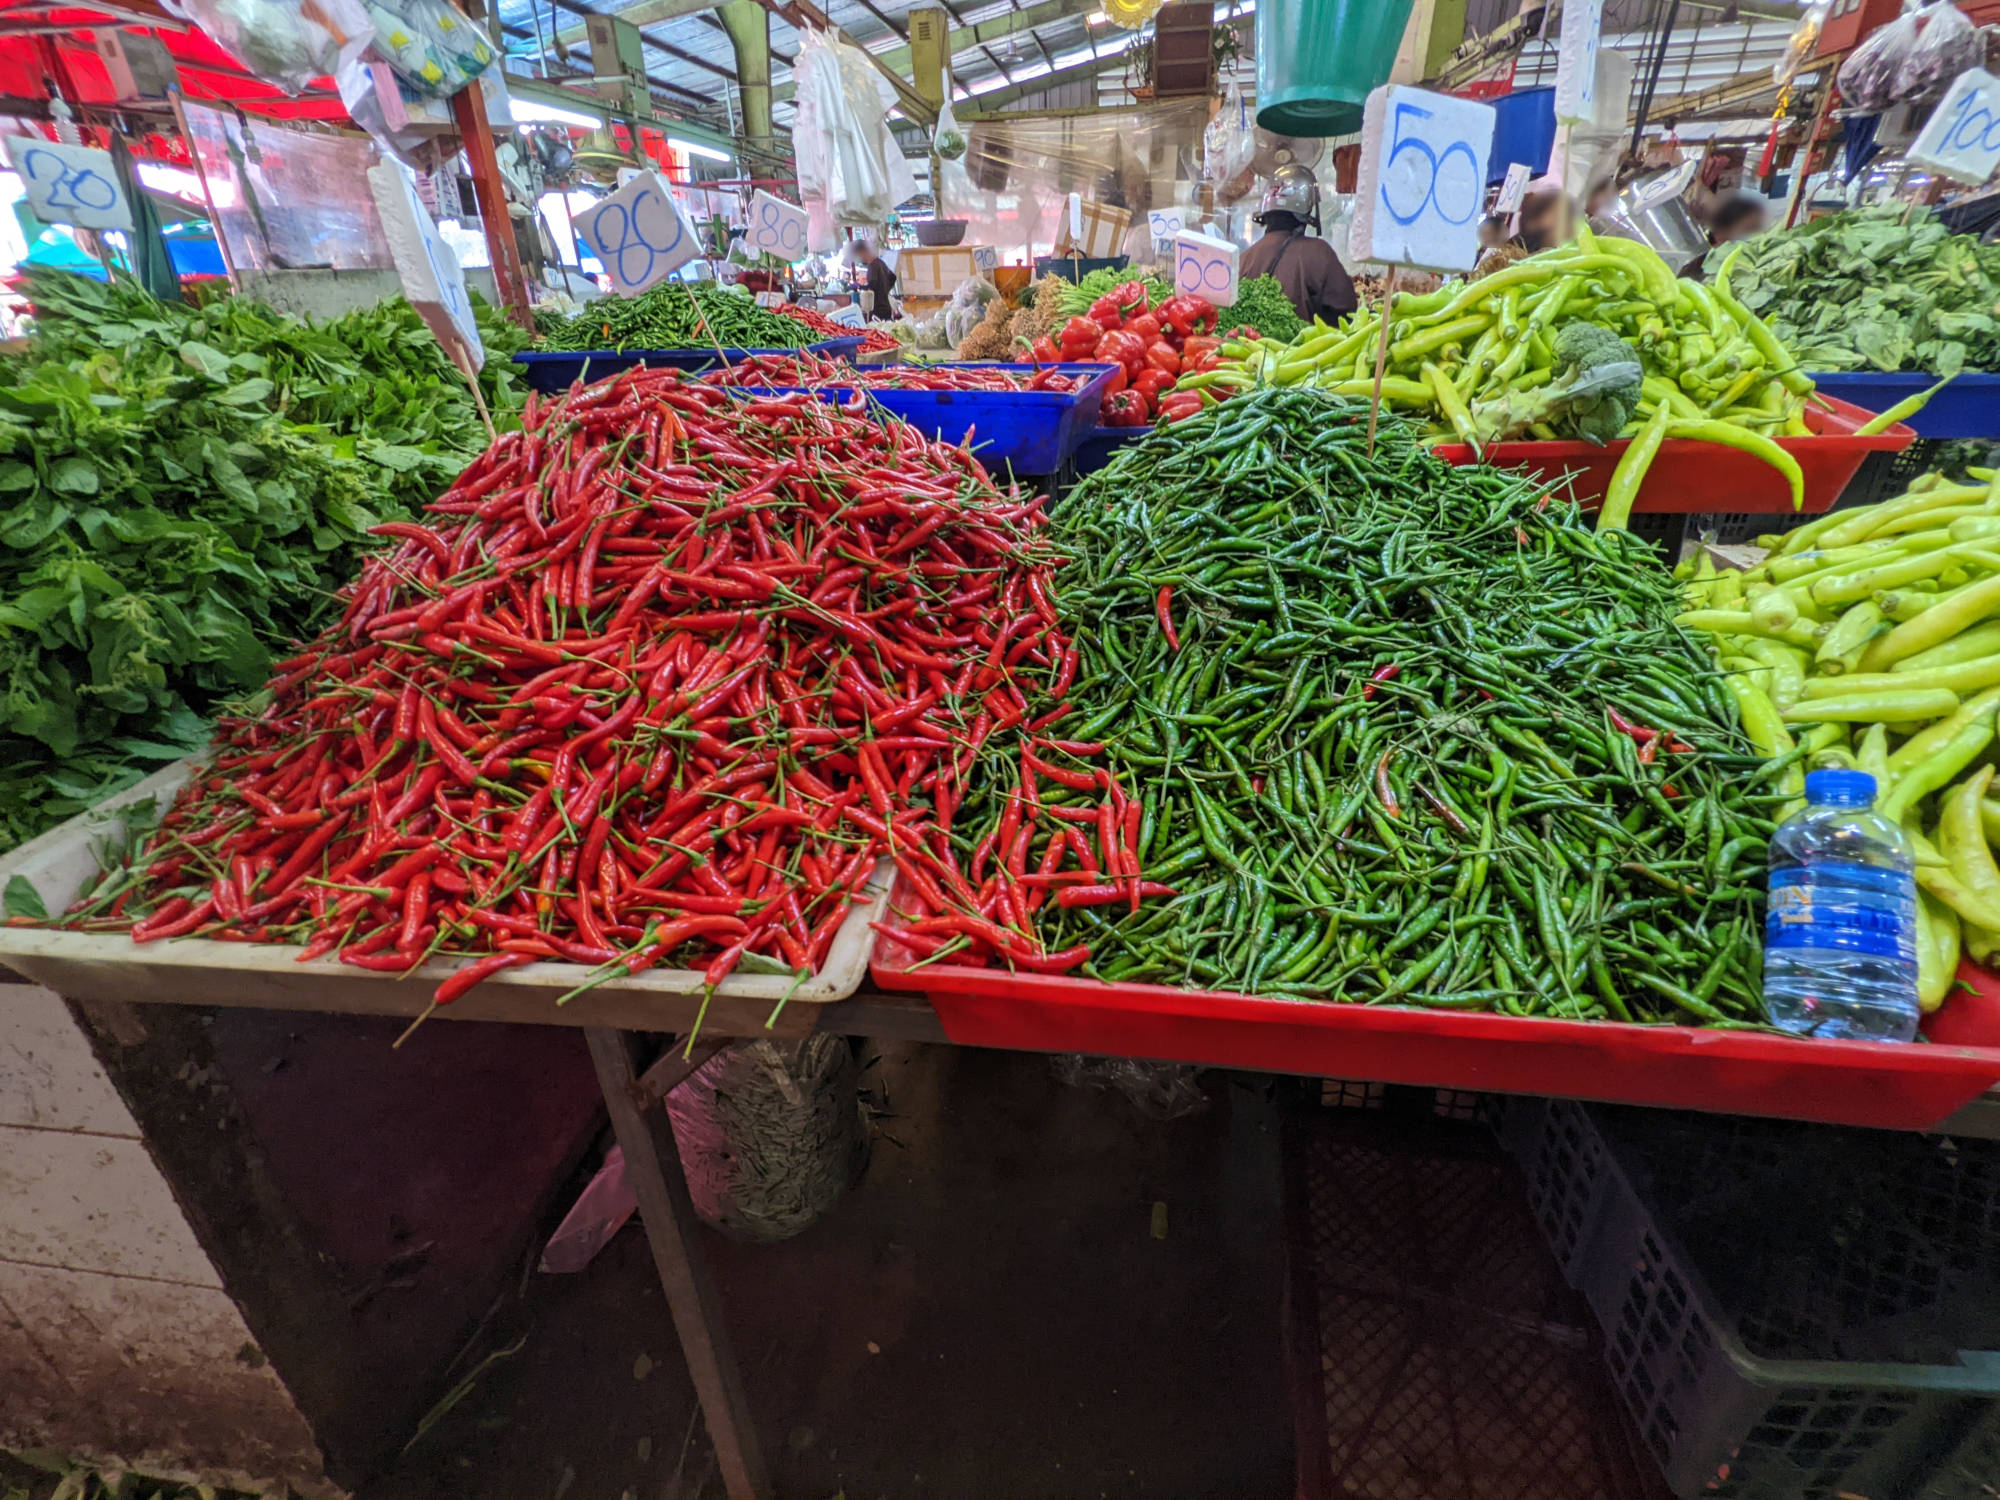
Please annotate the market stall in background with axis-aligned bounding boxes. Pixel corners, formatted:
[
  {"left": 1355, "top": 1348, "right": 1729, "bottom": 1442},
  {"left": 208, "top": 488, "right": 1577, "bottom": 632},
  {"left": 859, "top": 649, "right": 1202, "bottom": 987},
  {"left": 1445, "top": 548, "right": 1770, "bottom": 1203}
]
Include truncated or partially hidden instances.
[{"left": 4, "top": 0, "right": 2000, "bottom": 1498}]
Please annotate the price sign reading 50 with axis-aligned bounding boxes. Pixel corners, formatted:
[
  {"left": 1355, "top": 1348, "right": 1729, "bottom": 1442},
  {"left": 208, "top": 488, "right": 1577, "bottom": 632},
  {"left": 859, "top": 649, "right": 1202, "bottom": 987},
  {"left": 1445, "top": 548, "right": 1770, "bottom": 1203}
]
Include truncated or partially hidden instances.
[
  {"left": 1349, "top": 85, "right": 1496, "bottom": 275},
  {"left": 2, "top": 136, "right": 132, "bottom": 232},
  {"left": 1909, "top": 68, "right": 2000, "bottom": 186},
  {"left": 575, "top": 170, "right": 699, "bottom": 294}
]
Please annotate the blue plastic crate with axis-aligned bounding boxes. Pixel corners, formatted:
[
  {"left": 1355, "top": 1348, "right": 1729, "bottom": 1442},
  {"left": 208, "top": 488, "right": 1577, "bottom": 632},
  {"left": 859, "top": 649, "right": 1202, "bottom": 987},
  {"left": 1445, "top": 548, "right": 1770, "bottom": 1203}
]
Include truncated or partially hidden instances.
[
  {"left": 1807, "top": 372, "right": 2000, "bottom": 439},
  {"left": 1072, "top": 423, "right": 1152, "bottom": 475},
  {"left": 512, "top": 337, "right": 863, "bottom": 394},
  {"left": 733, "top": 362, "right": 1118, "bottom": 476}
]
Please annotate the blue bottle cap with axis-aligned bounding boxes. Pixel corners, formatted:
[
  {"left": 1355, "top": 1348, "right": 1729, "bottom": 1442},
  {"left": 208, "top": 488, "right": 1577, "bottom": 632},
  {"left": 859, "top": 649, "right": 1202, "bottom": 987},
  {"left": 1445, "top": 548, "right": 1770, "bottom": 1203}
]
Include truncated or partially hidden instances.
[{"left": 1805, "top": 769, "right": 1877, "bottom": 808}]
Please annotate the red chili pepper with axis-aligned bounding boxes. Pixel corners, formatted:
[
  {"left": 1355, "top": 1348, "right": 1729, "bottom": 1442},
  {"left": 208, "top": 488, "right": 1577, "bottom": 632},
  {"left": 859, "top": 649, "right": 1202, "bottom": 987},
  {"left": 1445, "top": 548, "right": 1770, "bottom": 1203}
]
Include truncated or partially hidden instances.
[
  {"left": 1157, "top": 584, "right": 1180, "bottom": 652},
  {"left": 1375, "top": 751, "right": 1401, "bottom": 819},
  {"left": 1363, "top": 663, "right": 1402, "bottom": 699}
]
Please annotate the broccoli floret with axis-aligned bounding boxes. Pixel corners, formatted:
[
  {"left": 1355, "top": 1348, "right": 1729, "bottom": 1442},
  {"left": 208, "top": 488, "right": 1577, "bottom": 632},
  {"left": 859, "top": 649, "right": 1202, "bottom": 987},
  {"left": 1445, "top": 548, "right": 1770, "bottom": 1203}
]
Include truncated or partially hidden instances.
[{"left": 1466, "top": 320, "right": 1643, "bottom": 447}]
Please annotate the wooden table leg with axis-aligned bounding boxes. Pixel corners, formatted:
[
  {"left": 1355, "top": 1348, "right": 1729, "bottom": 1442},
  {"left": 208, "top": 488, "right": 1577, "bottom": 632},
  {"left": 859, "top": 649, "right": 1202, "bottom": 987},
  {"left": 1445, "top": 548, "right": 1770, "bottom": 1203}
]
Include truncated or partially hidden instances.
[{"left": 584, "top": 1028, "right": 771, "bottom": 1500}]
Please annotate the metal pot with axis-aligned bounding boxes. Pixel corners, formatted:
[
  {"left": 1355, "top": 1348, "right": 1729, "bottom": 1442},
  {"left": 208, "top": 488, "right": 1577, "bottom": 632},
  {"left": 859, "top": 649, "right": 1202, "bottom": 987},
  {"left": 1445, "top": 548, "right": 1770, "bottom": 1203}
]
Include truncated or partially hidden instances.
[{"left": 1600, "top": 162, "right": 1707, "bottom": 271}]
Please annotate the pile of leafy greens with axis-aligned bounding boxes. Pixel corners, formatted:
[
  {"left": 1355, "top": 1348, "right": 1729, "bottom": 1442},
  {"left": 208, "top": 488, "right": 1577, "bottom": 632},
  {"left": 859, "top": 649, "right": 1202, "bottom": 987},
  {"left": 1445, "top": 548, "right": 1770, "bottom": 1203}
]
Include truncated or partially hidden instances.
[
  {"left": 0, "top": 270, "right": 527, "bottom": 854},
  {"left": 1724, "top": 204, "right": 2000, "bottom": 376}
]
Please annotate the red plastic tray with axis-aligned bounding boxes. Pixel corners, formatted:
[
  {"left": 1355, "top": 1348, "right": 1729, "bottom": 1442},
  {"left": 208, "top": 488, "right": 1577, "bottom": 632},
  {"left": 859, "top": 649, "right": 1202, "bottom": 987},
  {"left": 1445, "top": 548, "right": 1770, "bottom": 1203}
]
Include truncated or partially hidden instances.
[
  {"left": 1428, "top": 396, "right": 1914, "bottom": 514},
  {"left": 872, "top": 914, "right": 2000, "bottom": 1130}
]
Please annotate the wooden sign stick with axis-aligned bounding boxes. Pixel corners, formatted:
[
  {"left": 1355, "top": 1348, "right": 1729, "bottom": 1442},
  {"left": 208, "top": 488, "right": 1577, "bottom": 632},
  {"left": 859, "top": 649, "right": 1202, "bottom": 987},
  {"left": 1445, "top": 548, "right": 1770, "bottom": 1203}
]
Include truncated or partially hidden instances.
[
  {"left": 450, "top": 342, "right": 497, "bottom": 444},
  {"left": 1366, "top": 268, "right": 1399, "bottom": 459}
]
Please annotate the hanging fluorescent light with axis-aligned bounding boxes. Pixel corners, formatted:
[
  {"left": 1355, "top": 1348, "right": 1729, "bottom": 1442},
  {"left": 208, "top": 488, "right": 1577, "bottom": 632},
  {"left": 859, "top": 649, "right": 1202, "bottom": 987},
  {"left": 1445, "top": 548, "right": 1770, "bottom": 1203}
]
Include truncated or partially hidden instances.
[
  {"left": 510, "top": 98, "right": 605, "bottom": 129},
  {"left": 1087, "top": 8, "right": 1108, "bottom": 20},
  {"left": 669, "top": 137, "right": 734, "bottom": 163}
]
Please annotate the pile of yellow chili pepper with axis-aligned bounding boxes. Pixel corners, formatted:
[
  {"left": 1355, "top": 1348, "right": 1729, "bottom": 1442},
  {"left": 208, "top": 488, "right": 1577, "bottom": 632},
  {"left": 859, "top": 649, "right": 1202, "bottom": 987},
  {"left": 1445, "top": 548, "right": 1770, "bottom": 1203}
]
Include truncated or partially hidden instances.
[
  {"left": 1173, "top": 232, "right": 1824, "bottom": 529},
  {"left": 1678, "top": 466, "right": 2000, "bottom": 1009}
]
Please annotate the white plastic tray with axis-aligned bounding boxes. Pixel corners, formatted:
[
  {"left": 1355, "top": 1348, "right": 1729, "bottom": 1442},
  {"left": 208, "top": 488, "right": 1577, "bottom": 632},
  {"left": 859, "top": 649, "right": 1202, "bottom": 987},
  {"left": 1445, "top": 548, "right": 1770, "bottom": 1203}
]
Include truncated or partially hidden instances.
[{"left": 0, "top": 762, "right": 890, "bottom": 1032}]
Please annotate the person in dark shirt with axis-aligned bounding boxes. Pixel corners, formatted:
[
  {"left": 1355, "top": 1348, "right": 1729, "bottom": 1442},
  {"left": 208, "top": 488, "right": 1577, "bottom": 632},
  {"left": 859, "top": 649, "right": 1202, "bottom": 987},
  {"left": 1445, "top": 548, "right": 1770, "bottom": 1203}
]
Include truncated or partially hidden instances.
[
  {"left": 853, "top": 238, "right": 897, "bottom": 320},
  {"left": 1239, "top": 164, "right": 1357, "bottom": 325}
]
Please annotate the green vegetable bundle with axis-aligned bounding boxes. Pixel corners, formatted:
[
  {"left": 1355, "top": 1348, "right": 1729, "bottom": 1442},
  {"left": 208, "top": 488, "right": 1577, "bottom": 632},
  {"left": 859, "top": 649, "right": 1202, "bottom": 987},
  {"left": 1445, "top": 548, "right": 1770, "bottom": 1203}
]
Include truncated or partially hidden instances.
[
  {"left": 1056, "top": 269, "right": 1175, "bottom": 317},
  {"left": 0, "top": 271, "right": 525, "bottom": 852},
  {"left": 1727, "top": 204, "right": 2000, "bottom": 376},
  {"left": 536, "top": 282, "right": 817, "bottom": 352},
  {"left": 995, "top": 389, "right": 1779, "bottom": 1021}
]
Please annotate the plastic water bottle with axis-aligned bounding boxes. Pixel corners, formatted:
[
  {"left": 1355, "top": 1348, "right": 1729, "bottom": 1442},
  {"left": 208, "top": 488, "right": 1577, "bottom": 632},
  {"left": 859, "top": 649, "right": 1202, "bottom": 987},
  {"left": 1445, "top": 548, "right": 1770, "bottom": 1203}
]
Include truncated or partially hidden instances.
[{"left": 1763, "top": 769, "right": 1920, "bottom": 1042}]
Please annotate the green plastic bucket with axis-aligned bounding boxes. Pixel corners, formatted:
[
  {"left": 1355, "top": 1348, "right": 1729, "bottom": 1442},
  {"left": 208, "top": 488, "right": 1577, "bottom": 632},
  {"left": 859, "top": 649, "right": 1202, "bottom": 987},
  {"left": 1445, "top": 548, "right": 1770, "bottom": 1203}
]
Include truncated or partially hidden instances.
[{"left": 1255, "top": 0, "right": 1419, "bottom": 137}]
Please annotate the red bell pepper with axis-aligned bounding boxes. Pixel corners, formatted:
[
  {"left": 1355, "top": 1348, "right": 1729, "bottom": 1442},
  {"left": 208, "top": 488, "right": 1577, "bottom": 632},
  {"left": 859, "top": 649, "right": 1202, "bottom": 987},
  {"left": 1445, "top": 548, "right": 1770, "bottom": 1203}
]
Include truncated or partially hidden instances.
[
  {"left": 1132, "top": 368, "right": 1173, "bottom": 409},
  {"left": 1096, "top": 329, "right": 1149, "bottom": 382},
  {"left": 1098, "top": 360, "right": 1127, "bottom": 396},
  {"left": 1179, "top": 334, "right": 1221, "bottom": 367},
  {"left": 1057, "top": 317, "right": 1104, "bottom": 360},
  {"left": 1159, "top": 295, "right": 1218, "bottom": 339},
  {"left": 1087, "top": 294, "right": 1127, "bottom": 331},
  {"left": 1100, "top": 389, "right": 1148, "bottom": 427},
  {"left": 1028, "top": 335, "right": 1062, "bottom": 365},
  {"left": 1126, "top": 311, "right": 1162, "bottom": 344},
  {"left": 1144, "top": 340, "right": 1181, "bottom": 377}
]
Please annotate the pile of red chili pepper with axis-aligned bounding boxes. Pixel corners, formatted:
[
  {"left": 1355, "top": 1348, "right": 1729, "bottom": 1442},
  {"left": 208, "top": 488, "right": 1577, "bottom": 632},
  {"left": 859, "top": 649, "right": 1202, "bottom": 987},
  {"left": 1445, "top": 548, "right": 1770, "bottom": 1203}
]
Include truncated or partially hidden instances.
[
  {"left": 60, "top": 368, "right": 1143, "bottom": 1006},
  {"left": 769, "top": 301, "right": 902, "bottom": 354},
  {"left": 703, "top": 353, "right": 1084, "bottom": 393}
]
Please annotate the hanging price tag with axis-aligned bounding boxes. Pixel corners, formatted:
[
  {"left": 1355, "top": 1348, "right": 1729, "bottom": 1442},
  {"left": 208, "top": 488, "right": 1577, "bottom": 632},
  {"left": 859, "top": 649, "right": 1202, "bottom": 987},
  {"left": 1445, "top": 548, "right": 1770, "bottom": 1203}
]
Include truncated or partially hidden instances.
[
  {"left": 1148, "top": 206, "right": 1187, "bottom": 249},
  {"left": 1495, "top": 162, "right": 1533, "bottom": 215},
  {"left": 744, "top": 188, "right": 809, "bottom": 260},
  {"left": 2, "top": 136, "right": 132, "bottom": 232},
  {"left": 1173, "top": 230, "right": 1240, "bottom": 307},
  {"left": 1908, "top": 68, "right": 2000, "bottom": 186},
  {"left": 574, "top": 169, "right": 699, "bottom": 295},
  {"left": 1552, "top": 0, "right": 1605, "bottom": 125},
  {"left": 1350, "top": 84, "right": 1496, "bottom": 275},
  {"left": 367, "top": 161, "right": 483, "bottom": 371}
]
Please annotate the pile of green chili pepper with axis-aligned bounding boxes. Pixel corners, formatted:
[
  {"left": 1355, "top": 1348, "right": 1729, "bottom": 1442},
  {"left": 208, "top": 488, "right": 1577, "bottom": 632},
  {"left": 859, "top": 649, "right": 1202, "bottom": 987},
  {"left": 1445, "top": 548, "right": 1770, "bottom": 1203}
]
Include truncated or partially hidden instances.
[
  {"left": 536, "top": 282, "right": 818, "bottom": 353},
  {"left": 975, "top": 389, "right": 1786, "bottom": 1023}
]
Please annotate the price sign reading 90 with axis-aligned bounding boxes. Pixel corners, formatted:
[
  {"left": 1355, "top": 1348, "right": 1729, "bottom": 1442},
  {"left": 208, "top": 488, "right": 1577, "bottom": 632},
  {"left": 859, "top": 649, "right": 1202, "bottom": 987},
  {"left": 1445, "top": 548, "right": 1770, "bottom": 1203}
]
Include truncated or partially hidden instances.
[
  {"left": 575, "top": 170, "right": 699, "bottom": 294},
  {"left": 1349, "top": 85, "right": 1496, "bottom": 275}
]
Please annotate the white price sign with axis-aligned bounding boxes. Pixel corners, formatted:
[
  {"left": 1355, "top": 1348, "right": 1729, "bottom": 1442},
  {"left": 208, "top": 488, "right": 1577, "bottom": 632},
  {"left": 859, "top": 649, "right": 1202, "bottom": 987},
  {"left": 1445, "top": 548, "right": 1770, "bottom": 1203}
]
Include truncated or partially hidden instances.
[
  {"left": 1148, "top": 206, "right": 1187, "bottom": 247},
  {"left": 744, "top": 188, "right": 809, "bottom": 260},
  {"left": 1350, "top": 85, "right": 1496, "bottom": 275},
  {"left": 1495, "top": 162, "right": 1532, "bottom": 215},
  {"left": 574, "top": 170, "right": 699, "bottom": 295},
  {"left": 1173, "top": 229, "right": 1240, "bottom": 308},
  {"left": 1552, "top": 0, "right": 1605, "bottom": 124},
  {"left": 1068, "top": 191, "right": 1083, "bottom": 241},
  {"left": 3, "top": 136, "right": 132, "bottom": 232},
  {"left": 367, "top": 162, "right": 483, "bottom": 371},
  {"left": 1908, "top": 68, "right": 2000, "bottom": 187}
]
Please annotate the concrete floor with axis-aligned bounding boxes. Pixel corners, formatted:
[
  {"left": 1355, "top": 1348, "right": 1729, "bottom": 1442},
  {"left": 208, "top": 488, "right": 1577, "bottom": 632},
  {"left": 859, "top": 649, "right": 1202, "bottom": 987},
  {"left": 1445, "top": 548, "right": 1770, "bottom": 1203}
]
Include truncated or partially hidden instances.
[{"left": 359, "top": 1042, "right": 1295, "bottom": 1500}]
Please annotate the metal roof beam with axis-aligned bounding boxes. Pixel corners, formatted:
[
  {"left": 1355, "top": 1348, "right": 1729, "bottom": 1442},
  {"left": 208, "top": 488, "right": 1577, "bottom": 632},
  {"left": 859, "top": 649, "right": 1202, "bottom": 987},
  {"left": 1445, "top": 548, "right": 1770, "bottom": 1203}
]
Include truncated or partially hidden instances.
[
  {"left": 955, "top": 43, "right": 1129, "bottom": 114},
  {"left": 773, "top": 0, "right": 1096, "bottom": 101}
]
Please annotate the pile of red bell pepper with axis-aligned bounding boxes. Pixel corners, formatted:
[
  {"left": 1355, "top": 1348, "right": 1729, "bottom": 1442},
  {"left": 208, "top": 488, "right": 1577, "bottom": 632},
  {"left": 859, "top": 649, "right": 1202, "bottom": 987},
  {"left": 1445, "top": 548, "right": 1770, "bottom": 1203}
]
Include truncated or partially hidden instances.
[
  {"left": 69, "top": 369, "right": 1155, "bottom": 1007},
  {"left": 1022, "top": 281, "right": 1222, "bottom": 427}
]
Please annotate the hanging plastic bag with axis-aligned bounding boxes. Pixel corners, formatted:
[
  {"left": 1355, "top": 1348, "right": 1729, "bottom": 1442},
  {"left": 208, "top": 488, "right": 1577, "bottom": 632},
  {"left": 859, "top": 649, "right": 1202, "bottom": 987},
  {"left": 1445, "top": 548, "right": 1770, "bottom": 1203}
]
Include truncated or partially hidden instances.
[
  {"left": 164, "top": 0, "right": 371, "bottom": 94},
  {"left": 1836, "top": 2, "right": 1925, "bottom": 113},
  {"left": 364, "top": 0, "right": 494, "bottom": 99},
  {"left": 1773, "top": 1, "right": 1828, "bottom": 85},
  {"left": 933, "top": 94, "right": 967, "bottom": 162},
  {"left": 1895, "top": 1, "right": 1982, "bottom": 104}
]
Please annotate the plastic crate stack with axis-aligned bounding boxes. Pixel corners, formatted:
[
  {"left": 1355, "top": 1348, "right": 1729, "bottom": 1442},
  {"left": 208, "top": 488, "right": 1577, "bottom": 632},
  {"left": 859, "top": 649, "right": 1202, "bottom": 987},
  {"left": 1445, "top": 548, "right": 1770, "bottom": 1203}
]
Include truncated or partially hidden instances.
[{"left": 1500, "top": 1100, "right": 2000, "bottom": 1500}]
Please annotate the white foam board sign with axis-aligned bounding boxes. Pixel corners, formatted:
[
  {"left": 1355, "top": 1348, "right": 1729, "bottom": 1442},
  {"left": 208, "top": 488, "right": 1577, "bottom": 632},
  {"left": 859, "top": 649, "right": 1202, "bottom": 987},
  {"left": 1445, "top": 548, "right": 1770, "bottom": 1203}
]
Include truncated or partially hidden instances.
[
  {"left": 744, "top": 189, "right": 809, "bottom": 260},
  {"left": 1553, "top": 0, "right": 1605, "bottom": 124},
  {"left": 1350, "top": 85, "right": 1496, "bottom": 275},
  {"left": 3, "top": 136, "right": 132, "bottom": 232},
  {"left": 1908, "top": 68, "right": 2000, "bottom": 187},
  {"left": 1173, "top": 229, "right": 1240, "bottom": 308},
  {"left": 574, "top": 169, "right": 699, "bottom": 295},
  {"left": 367, "top": 161, "right": 483, "bottom": 371},
  {"left": 1495, "top": 162, "right": 1533, "bottom": 214}
]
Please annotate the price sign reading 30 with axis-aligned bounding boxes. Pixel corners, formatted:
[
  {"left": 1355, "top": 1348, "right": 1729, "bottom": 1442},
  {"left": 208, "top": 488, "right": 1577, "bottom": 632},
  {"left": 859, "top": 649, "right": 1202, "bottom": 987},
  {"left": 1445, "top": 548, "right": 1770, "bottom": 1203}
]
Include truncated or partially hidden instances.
[
  {"left": 1349, "top": 85, "right": 1496, "bottom": 275},
  {"left": 744, "top": 189, "right": 809, "bottom": 260},
  {"left": 575, "top": 170, "right": 699, "bottom": 294}
]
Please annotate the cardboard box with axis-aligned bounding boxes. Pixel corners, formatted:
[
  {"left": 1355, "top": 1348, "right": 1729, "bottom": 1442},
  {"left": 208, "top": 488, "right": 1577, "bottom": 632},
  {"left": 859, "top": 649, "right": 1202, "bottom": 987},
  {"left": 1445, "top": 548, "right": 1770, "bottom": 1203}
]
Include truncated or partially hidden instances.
[
  {"left": 893, "top": 245, "right": 997, "bottom": 298},
  {"left": 1052, "top": 198, "right": 1131, "bottom": 260}
]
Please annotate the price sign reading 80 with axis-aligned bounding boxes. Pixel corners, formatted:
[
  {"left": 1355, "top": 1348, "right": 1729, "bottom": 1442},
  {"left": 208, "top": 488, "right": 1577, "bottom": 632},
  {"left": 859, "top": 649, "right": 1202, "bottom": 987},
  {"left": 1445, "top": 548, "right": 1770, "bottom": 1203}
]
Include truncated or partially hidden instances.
[
  {"left": 1350, "top": 85, "right": 1495, "bottom": 275},
  {"left": 578, "top": 170, "right": 698, "bottom": 294},
  {"left": 2, "top": 136, "right": 132, "bottom": 232},
  {"left": 1910, "top": 69, "right": 2000, "bottom": 186},
  {"left": 745, "top": 189, "right": 809, "bottom": 260}
]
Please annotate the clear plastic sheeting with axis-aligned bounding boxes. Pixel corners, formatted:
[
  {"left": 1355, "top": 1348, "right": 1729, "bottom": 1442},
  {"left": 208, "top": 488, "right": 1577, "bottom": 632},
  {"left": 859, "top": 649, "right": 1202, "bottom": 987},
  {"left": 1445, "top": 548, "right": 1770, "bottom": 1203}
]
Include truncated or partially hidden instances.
[
  {"left": 942, "top": 98, "right": 1210, "bottom": 267},
  {"left": 163, "top": 0, "right": 370, "bottom": 95},
  {"left": 793, "top": 27, "right": 920, "bottom": 250},
  {"left": 178, "top": 100, "right": 391, "bottom": 271}
]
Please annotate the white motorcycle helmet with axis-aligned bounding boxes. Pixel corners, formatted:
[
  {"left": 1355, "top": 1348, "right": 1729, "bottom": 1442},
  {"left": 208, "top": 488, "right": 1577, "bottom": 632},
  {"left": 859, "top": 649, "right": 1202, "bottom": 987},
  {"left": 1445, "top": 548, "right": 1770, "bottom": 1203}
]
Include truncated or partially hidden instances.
[{"left": 1256, "top": 163, "right": 1322, "bottom": 233}]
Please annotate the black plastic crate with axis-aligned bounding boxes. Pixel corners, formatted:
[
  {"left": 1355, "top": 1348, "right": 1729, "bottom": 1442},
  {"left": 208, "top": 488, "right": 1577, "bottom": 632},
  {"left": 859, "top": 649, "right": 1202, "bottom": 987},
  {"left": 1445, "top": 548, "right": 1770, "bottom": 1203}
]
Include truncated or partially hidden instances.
[{"left": 1500, "top": 1099, "right": 2000, "bottom": 1499}]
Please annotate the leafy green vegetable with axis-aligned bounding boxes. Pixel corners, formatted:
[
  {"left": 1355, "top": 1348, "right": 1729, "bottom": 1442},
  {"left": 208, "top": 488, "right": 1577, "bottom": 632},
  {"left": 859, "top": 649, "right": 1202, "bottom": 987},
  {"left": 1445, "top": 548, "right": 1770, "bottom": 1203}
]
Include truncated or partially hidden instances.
[
  {"left": 1726, "top": 204, "right": 2000, "bottom": 375},
  {"left": 0, "top": 271, "right": 527, "bottom": 853}
]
